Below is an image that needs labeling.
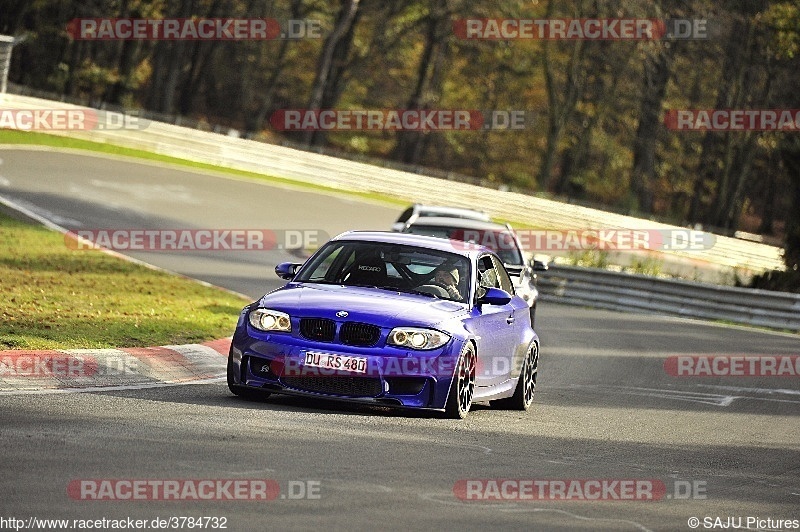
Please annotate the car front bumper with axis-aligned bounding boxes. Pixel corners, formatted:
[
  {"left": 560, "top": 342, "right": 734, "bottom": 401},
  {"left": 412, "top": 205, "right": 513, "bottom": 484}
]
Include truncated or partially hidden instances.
[{"left": 229, "top": 329, "right": 466, "bottom": 410}]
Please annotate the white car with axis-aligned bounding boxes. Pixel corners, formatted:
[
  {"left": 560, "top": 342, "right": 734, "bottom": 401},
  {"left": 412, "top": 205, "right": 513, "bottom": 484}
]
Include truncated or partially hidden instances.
[
  {"left": 391, "top": 204, "right": 490, "bottom": 232},
  {"left": 398, "top": 216, "right": 548, "bottom": 327}
]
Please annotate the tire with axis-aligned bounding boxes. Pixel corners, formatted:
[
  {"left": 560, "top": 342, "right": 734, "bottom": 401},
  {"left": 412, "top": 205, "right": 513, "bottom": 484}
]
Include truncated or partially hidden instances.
[
  {"left": 444, "top": 342, "right": 476, "bottom": 419},
  {"left": 227, "top": 353, "right": 271, "bottom": 401},
  {"left": 491, "top": 342, "right": 538, "bottom": 411}
]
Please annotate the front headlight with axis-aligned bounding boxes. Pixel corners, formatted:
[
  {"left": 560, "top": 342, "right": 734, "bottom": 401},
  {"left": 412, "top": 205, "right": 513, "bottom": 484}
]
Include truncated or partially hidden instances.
[
  {"left": 248, "top": 308, "right": 292, "bottom": 332},
  {"left": 387, "top": 327, "right": 450, "bottom": 350}
]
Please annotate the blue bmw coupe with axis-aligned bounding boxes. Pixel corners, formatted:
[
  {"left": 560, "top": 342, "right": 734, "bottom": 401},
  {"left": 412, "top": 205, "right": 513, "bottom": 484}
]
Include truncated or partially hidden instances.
[{"left": 227, "top": 231, "right": 539, "bottom": 419}]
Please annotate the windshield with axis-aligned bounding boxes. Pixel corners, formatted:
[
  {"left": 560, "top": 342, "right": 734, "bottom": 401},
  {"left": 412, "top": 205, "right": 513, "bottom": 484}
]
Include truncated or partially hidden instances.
[
  {"left": 404, "top": 225, "right": 524, "bottom": 266},
  {"left": 295, "top": 240, "right": 471, "bottom": 302}
]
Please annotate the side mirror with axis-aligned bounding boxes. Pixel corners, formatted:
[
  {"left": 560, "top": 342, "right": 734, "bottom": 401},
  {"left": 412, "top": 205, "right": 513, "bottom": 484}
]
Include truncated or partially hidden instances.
[
  {"left": 477, "top": 287, "right": 512, "bottom": 306},
  {"left": 531, "top": 259, "right": 549, "bottom": 272},
  {"left": 275, "top": 262, "right": 302, "bottom": 280}
]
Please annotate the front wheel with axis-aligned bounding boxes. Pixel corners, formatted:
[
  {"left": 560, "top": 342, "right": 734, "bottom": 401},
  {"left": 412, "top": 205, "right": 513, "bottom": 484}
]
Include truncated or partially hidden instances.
[
  {"left": 491, "top": 342, "right": 538, "bottom": 411},
  {"left": 227, "top": 353, "right": 271, "bottom": 401},
  {"left": 444, "top": 342, "right": 476, "bottom": 419}
]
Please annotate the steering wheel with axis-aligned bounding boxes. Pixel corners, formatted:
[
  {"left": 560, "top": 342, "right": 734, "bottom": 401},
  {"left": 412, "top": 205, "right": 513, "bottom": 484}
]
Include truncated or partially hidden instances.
[
  {"left": 428, "top": 279, "right": 453, "bottom": 290},
  {"left": 416, "top": 283, "right": 450, "bottom": 298}
]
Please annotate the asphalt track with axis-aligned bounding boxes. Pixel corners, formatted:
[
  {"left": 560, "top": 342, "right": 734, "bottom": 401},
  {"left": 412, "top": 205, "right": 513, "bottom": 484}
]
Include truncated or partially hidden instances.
[{"left": 1, "top": 148, "right": 799, "bottom": 532}]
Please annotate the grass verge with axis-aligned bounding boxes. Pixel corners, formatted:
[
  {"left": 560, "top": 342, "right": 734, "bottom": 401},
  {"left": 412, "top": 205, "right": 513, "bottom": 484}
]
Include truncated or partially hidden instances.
[{"left": 0, "top": 212, "right": 249, "bottom": 350}]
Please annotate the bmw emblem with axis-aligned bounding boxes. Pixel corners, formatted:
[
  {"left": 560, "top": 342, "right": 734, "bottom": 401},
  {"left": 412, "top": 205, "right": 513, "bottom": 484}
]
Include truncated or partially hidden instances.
[{"left": 336, "top": 310, "right": 349, "bottom": 318}]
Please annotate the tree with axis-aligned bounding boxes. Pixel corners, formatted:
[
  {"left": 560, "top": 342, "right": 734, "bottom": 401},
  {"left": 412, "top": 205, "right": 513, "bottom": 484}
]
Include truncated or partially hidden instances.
[
  {"left": 630, "top": 41, "right": 673, "bottom": 213},
  {"left": 781, "top": 135, "right": 800, "bottom": 269},
  {"left": 392, "top": 0, "right": 450, "bottom": 165},
  {"left": 303, "top": 0, "right": 361, "bottom": 146},
  {"left": 539, "top": 0, "right": 588, "bottom": 190}
]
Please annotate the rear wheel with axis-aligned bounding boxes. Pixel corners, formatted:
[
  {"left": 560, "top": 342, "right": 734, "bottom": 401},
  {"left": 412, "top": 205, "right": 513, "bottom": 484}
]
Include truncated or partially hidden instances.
[
  {"left": 444, "top": 342, "right": 476, "bottom": 419},
  {"left": 491, "top": 342, "right": 538, "bottom": 411},
  {"left": 227, "top": 353, "right": 271, "bottom": 401}
]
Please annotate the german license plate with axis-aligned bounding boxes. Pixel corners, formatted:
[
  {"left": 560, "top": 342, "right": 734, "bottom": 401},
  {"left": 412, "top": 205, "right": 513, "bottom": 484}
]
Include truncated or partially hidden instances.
[{"left": 303, "top": 352, "right": 367, "bottom": 374}]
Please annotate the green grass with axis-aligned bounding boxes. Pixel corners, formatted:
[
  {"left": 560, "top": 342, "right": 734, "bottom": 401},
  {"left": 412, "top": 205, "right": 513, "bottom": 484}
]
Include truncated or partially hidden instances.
[
  {"left": 0, "top": 130, "right": 407, "bottom": 208},
  {"left": 626, "top": 256, "right": 664, "bottom": 276},
  {"left": 0, "top": 212, "right": 250, "bottom": 350},
  {"left": 0, "top": 129, "right": 405, "bottom": 351},
  {"left": 566, "top": 249, "right": 610, "bottom": 269}
]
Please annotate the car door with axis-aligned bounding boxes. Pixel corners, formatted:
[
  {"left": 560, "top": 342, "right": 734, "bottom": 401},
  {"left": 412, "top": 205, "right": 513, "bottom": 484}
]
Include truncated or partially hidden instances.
[
  {"left": 491, "top": 255, "right": 532, "bottom": 380},
  {"left": 468, "top": 254, "right": 521, "bottom": 387}
]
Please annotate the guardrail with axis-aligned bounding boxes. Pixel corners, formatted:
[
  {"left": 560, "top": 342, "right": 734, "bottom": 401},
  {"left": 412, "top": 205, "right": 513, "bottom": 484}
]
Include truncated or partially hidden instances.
[
  {"left": 0, "top": 93, "right": 786, "bottom": 276},
  {"left": 538, "top": 265, "right": 800, "bottom": 331}
]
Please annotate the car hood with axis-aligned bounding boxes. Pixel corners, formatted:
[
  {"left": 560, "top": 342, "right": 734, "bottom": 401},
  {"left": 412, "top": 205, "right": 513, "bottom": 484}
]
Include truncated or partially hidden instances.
[{"left": 259, "top": 283, "right": 468, "bottom": 327}]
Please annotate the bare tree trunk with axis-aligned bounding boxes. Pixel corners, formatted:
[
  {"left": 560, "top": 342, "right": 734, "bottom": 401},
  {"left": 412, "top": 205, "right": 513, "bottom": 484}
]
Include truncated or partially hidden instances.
[
  {"left": 147, "top": 0, "right": 193, "bottom": 114},
  {"left": 712, "top": 33, "right": 774, "bottom": 232},
  {"left": 630, "top": 42, "right": 673, "bottom": 213},
  {"left": 392, "top": 0, "right": 449, "bottom": 164},
  {"left": 539, "top": 0, "right": 587, "bottom": 190},
  {"left": 690, "top": 13, "right": 757, "bottom": 227},
  {"left": 0, "top": 0, "right": 29, "bottom": 34},
  {"left": 64, "top": 39, "right": 84, "bottom": 97},
  {"left": 317, "top": 8, "right": 361, "bottom": 109},
  {"left": 106, "top": 39, "right": 140, "bottom": 105},
  {"left": 251, "top": 37, "right": 292, "bottom": 131},
  {"left": 303, "top": 0, "right": 361, "bottom": 146},
  {"left": 178, "top": 0, "right": 228, "bottom": 118},
  {"left": 758, "top": 152, "right": 776, "bottom": 234},
  {"left": 707, "top": 19, "right": 756, "bottom": 228},
  {"left": 251, "top": 0, "right": 304, "bottom": 132},
  {"left": 556, "top": 39, "right": 632, "bottom": 196},
  {"left": 781, "top": 136, "right": 800, "bottom": 269},
  {"left": 719, "top": 135, "right": 757, "bottom": 230}
]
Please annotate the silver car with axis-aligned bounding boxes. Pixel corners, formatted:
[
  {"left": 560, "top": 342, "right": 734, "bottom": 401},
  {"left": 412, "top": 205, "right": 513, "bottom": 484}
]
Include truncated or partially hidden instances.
[{"left": 396, "top": 216, "right": 548, "bottom": 326}]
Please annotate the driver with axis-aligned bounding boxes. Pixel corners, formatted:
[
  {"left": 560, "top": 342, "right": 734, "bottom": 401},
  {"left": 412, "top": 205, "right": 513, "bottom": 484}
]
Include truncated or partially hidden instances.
[{"left": 431, "top": 265, "right": 462, "bottom": 301}]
